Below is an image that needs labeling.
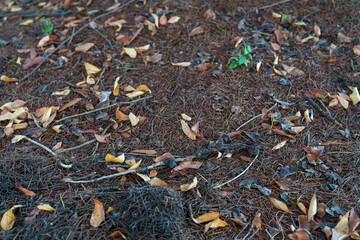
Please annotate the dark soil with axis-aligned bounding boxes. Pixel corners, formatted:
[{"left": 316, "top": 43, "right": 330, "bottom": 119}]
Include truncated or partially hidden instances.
[{"left": 1, "top": 0, "right": 360, "bottom": 239}]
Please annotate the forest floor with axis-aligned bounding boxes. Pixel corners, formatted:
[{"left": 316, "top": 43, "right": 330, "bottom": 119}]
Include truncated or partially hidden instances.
[{"left": 1, "top": 0, "right": 360, "bottom": 239}]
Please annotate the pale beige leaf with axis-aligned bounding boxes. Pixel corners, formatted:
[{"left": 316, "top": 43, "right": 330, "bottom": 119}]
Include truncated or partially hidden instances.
[
  {"left": 95, "top": 134, "right": 108, "bottom": 143},
  {"left": 204, "top": 218, "right": 228, "bottom": 233},
  {"left": 159, "top": 13, "right": 167, "bottom": 25},
  {"left": 314, "top": 24, "right": 321, "bottom": 37},
  {"left": 135, "top": 45, "right": 150, "bottom": 54},
  {"left": 1, "top": 209, "right": 15, "bottom": 231},
  {"left": 105, "top": 153, "right": 125, "bottom": 163},
  {"left": 131, "top": 149, "right": 157, "bottom": 154},
  {"left": 193, "top": 212, "right": 220, "bottom": 224},
  {"left": 189, "top": 26, "right": 204, "bottom": 36},
  {"left": 204, "top": 9, "right": 216, "bottom": 20},
  {"left": 332, "top": 211, "right": 350, "bottom": 240},
  {"left": 338, "top": 32, "right": 352, "bottom": 42},
  {"left": 328, "top": 98, "right": 339, "bottom": 108},
  {"left": 354, "top": 45, "right": 360, "bottom": 56},
  {"left": 308, "top": 192, "right": 317, "bottom": 221},
  {"left": 75, "top": 43, "right": 95, "bottom": 53},
  {"left": 52, "top": 142, "right": 62, "bottom": 151},
  {"left": 129, "top": 112, "right": 139, "bottom": 126},
  {"left": 181, "top": 113, "right": 192, "bottom": 121},
  {"left": 291, "top": 126, "right": 306, "bottom": 134},
  {"left": 149, "top": 177, "right": 170, "bottom": 187},
  {"left": 168, "top": 16, "right": 180, "bottom": 24},
  {"left": 84, "top": 62, "right": 101, "bottom": 74},
  {"left": 180, "top": 120, "right": 196, "bottom": 140},
  {"left": 128, "top": 160, "right": 141, "bottom": 171},
  {"left": 37, "top": 204, "right": 55, "bottom": 212},
  {"left": 126, "top": 91, "right": 145, "bottom": 98},
  {"left": 171, "top": 62, "right": 191, "bottom": 67},
  {"left": 52, "top": 89, "right": 70, "bottom": 96},
  {"left": 136, "top": 173, "right": 151, "bottom": 182},
  {"left": 11, "top": 135, "right": 27, "bottom": 143},
  {"left": 270, "top": 197, "right": 292, "bottom": 213},
  {"left": 338, "top": 95, "right": 349, "bottom": 109},
  {"left": 20, "top": 19, "right": 34, "bottom": 26},
  {"left": 304, "top": 109, "right": 312, "bottom": 123},
  {"left": 52, "top": 125, "right": 63, "bottom": 133},
  {"left": 272, "top": 139, "right": 288, "bottom": 150},
  {"left": 151, "top": 13, "right": 159, "bottom": 28},
  {"left": 180, "top": 177, "right": 198, "bottom": 192},
  {"left": 350, "top": 87, "right": 360, "bottom": 105},
  {"left": 90, "top": 199, "right": 105, "bottom": 227},
  {"left": 37, "top": 35, "right": 50, "bottom": 47}
]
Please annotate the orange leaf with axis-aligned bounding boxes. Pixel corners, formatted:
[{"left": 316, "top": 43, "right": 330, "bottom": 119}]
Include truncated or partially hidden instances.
[
  {"left": 90, "top": 199, "right": 105, "bottom": 227},
  {"left": 204, "top": 218, "right": 228, "bottom": 233},
  {"left": 59, "top": 98, "right": 83, "bottom": 112},
  {"left": 116, "top": 109, "right": 130, "bottom": 121},
  {"left": 159, "top": 13, "right": 167, "bottom": 25},
  {"left": 149, "top": 177, "right": 170, "bottom": 188},
  {"left": 15, "top": 182, "right": 36, "bottom": 196},
  {"left": 193, "top": 212, "right": 220, "bottom": 224},
  {"left": 154, "top": 152, "right": 174, "bottom": 163},
  {"left": 75, "top": 43, "right": 94, "bottom": 53},
  {"left": 131, "top": 149, "right": 157, "bottom": 155},
  {"left": 196, "top": 63, "right": 212, "bottom": 71}
]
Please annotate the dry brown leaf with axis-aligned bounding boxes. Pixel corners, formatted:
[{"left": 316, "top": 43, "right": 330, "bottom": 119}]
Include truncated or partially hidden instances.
[
  {"left": 308, "top": 192, "right": 317, "bottom": 221},
  {"left": 154, "top": 152, "right": 174, "bottom": 163},
  {"left": 354, "top": 45, "right": 360, "bottom": 56},
  {"left": 59, "top": 98, "right": 82, "bottom": 112},
  {"left": 204, "top": 218, "right": 228, "bottom": 233},
  {"left": 288, "top": 229, "right": 311, "bottom": 240},
  {"left": 37, "top": 204, "right": 55, "bottom": 212},
  {"left": 149, "top": 177, "right": 170, "bottom": 187},
  {"left": 252, "top": 212, "right": 262, "bottom": 229},
  {"left": 180, "top": 120, "right": 196, "bottom": 140},
  {"left": 274, "top": 181, "right": 291, "bottom": 191},
  {"left": 189, "top": 26, "right": 204, "bottom": 37},
  {"left": 349, "top": 208, "right": 360, "bottom": 233},
  {"left": 338, "top": 32, "right": 352, "bottom": 42},
  {"left": 64, "top": 0, "right": 72, "bottom": 9},
  {"left": 314, "top": 24, "right": 321, "bottom": 37},
  {"left": 204, "top": 9, "right": 216, "bottom": 20},
  {"left": 116, "top": 109, "right": 130, "bottom": 121},
  {"left": 271, "top": 42, "right": 281, "bottom": 51},
  {"left": 108, "top": 231, "right": 127, "bottom": 239},
  {"left": 12, "top": 100, "right": 27, "bottom": 108},
  {"left": 272, "top": 128, "right": 295, "bottom": 139},
  {"left": 1, "top": 209, "right": 15, "bottom": 231},
  {"left": 94, "top": 134, "right": 108, "bottom": 143},
  {"left": 149, "top": 170, "right": 157, "bottom": 178},
  {"left": 196, "top": 63, "right": 212, "bottom": 71},
  {"left": 291, "top": 126, "right": 306, "bottom": 134},
  {"left": 131, "top": 149, "right": 157, "bottom": 155},
  {"left": 1, "top": 75, "right": 19, "bottom": 82},
  {"left": 193, "top": 212, "right": 220, "bottom": 224},
  {"left": 332, "top": 210, "right": 350, "bottom": 240},
  {"left": 168, "top": 16, "right": 180, "bottom": 24},
  {"left": 84, "top": 62, "right": 101, "bottom": 74},
  {"left": 145, "top": 53, "right": 163, "bottom": 63},
  {"left": 15, "top": 182, "right": 36, "bottom": 196},
  {"left": 306, "top": 146, "right": 324, "bottom": 165},
  {"left": 75, "top": 43, "right": 94, "bottom": 53},
  {"left": 105, "top": 153, "right": 125, "bottom": 163},
  {"left": 180, "top": 177, "right": 198, "bottom": 191},
  {"left": 159, "top": 13, "right": 167, "bottom": 25},
  {"left": 172, "top": 161, "right": 202, "bottom": 172},
  {"left": 90, "top": 199, "right": 105, "bottom": 228},
  {"left": 270, "top": 197, "right": 292, "bottom": 213}
]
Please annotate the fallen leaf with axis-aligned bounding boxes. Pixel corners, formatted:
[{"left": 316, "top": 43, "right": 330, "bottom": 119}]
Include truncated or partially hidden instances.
[
  {"left": 348, "top": 208, "right": 360, "bottom": 233},
  {"left": 149, "top": 177, "right": 170, "bottom": 187},
  {"left": 353, "top": 45, "right": 360, "bottom": 56},
  {"left": 37, "top": 35, "right": 50, "bottom": 47},
  {"left": 95, "top": 134, "right": 108, "bottom": 143},
  {"left": 180, "top": 120, "right": 196, "bottom": 140},
  {"left": 145, "top": 53, "right": 162, "bottom": 63},
  {"left": 189, "top": 26, "right": 204, "bottom": 37},
  {"left": 105, "top": 153, "right": 125, "bottom": 163},
  {"left": 75, "top": 43, "right": 95, "bottom": 53},
  {"left": 306, "top": 146, "right": 324, "bottom": 165},
  {"left": 196, "top": 63, "right": 212, "bottom": 71},
  {"left": 131, "top": 149, "right": 157, "bottom": 154},
  {"left": 1, "top": 209, "right": 15, "bottom": 231},
  {"left": 181, "top": 113, "right": 192, "bottom": 121},
  {"left": 272, "top": 139, "right": 288, "bottom": 150},
  {"left": 252, "top": 212, "right": 262, "bottom": 229},
  {"left": 116, "top": 109, "right": 129, "bottom": 121},
  {"left": 180, "top": 177, "right": 198, "bottom": 191},
  {"left": 135, "top": 45, "right": 150, "bottom": 54},
  {"left": 151, "top": 13, "right": 159, "bottom": 28},
  {"left": 84, "top": 62, "right": 101, "bottom": 74},
  {"left": 154, "top": 152, "right": 174, "bottom": 163},
  {"left": 271, "top": 42, "right": 281, "bottom": 51},
  {"left": 136, "top": 173, "right": 151, "bottom": 182},
  {"left": 332, "top": 210, "right": 350, "bottom": 240},
  {"left": 337, "top": 95, "right": 349, "bottom": 109},
  {"left": 308, "top": 192, "right": 317, "bottom": 221},
  {"left": 20, "top": 19, "right": 34, "bottom": 26},
  {"left": 52, "top": 89, "right": 70, "bottom": 96},
  {"left": 134, "top": 85, "right": 151, "bottom": 93},
  {"left": 291, "top": 126, "right": 306, "bottom": 134},
  {"left": 52, "top": 125, "right": 62, "bottom": 133},
  {"left": 123, "top": 47, "right": 137, "bottom": 58},
  {"left": 59, "top": 98, "right": 82, "bottom": 112},
  {"left": 338, "top": 32, "right": 352, "bottom": 42},
  {"left": 128, "top": 160, "right": 142, "bottom": 171},
  {"left": 90, "top": 199, "right": 105, "bottom": 228},
  {"left": 37, "top": 204, "right": 55, "bottom": 212},
  {"left": 159, "top": 13, "right": 167, "bottom": 25},
  {"left": 288, "top": 229, "right": 311, "bottom": 240},
  {"left": 126, "top": 91, "right": 145, "bottom": 98},
  {"left": 172, "top": 62, "right": 191, "bottom": 67},
  {"left": 11, "top": 135, "right": 27, "bottom": 143},
  {"left": 270, "top": 197, "right": 292, "bottom": 213},
  {"left": 193, "top": 212, "right": 220, "bottom": 224},
  {"left": 314, "top": 24, "right": 321, "bottom": 37},
  {"left": 108, "top": 231, "right": 127, "bottom": 239},
  {"left": 297, "top": 195, "right": 308, "bottom": 215},
  {"left": 204, "top": 218, "right": 228, "bottom": 233},
  {"left": 129, "top": 112, "right": 139, "bottom": 126},
  {"left": 204, "top": 9, "right": 216, "bottom": 20},
  {"left": 172, "top": 161, "right": 202, "bottom": 172},
  {"left": 1, "top": 75, "right": 19, "bottom": 82},
  {"left": 349, "top": 87, "right": 360, "bottom": 105},
  {"left": 168, "top": 16, "right": 180, "bottom": 24},
  {"left": 304, "top": 109, "right": 312, "bottom": 123},
  {"left": 15, "top": 182, "right": 36, "bottom": 196}
]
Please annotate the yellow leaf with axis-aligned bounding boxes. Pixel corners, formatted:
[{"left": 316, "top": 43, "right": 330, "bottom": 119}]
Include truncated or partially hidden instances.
[
  {"left": 273, "top": 67, "right": 287, "bottom": 76},
  {"left": 129, "top": 113, "right": 139, "bottom": 126},
  {"left": 149, "top": 177, "right": 170, "bottom": 187},
  {"left": 1, "top": 209, "right": 15, "bottom": 231},
  {"left": 270, "top": 197, "right": 292, "bottom": 213},
  {"left": 37, "top": 204, "right": 55, "bottom": 212},
  {"left": 180, "top": 177, "right": 198, "bottom": 192},
  {"left": 52, "top": 89, "right": 70, "bottom": 96},
  {"left": 180, "top": 120, "right": 196, "bottom": 140},
  {"left": 1, "top": 75, "right": 18, "bottom": 82},
  {"left": 52, "top": 125, "right": 63, "bottom": 133},
  {"left": 350, "top": 87, "right": 360, "bottom": 105},
  {"left": 193, "top": 212, "right": 220, "bottom": 224},
  {"left": 204, "top": 218, "right": 228, "bottom": 233},
  {"left": 338, "top": 95, "right": 349, "bottom": 109},
  {"left": 297, "top": 195, "right": 307, "bottom": 214},
  {"left": 308, "top": 192, "right": 317, "bottom": 221},
  {"left": 134, "top": 85, "right": 151, "bottom": 93},
  {"left": 135, "top": 45, "right": 150, "bottom": 53},
  {"left": 84, "top": 62, "right": 101, "bottom": 75},
  {"left": 136, "top": 173, "right": 151, "bottom": 182},
  {"left": 128, "top": 160, "right": 142, "bottom": 171},
  {"left": 123, "top": 47, "right": 137, "bottom": 58},
  {"left": 105, "top": 153, "right": 125, "bottom": 163},
  {"left": 113, "top": 77, "right": 120, "bottom": 96},
  {"left": 172, "top": 62, "right": 191, "bottom": 67},
  {"left": 90, "top": 199, "right": 105, "bottom": 227},
  {"left": 126, "top": 91, "right": 145, "bottom": 98},
  {"left": 116, "top": 109, "right": 129, "bottom": 121},
  {"left": 20, "top": 19, "right": 34, "bottom": 26},
  {"left": 181, "top": 113, "right": 192, "bottom": 121}
]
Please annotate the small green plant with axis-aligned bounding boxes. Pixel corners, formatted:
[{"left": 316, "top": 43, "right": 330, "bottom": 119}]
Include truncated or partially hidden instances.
[
  {"left": 40, "top": 17, "right": 54, "bottom": 34},
  {"left": 229, "top": 44, "right": 252, "bottom": 69}
]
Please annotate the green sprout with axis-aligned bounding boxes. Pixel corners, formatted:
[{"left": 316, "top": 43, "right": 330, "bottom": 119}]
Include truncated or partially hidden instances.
[
  {"left": 40, "top": 17, "right": 54, "bottom": 34},
  {"left": 229, "top": 43, "right": 252, "bottom": 69}
]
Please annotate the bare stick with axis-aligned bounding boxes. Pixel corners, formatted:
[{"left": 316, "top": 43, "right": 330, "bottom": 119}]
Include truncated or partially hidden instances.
[
  {"left": 21, "top": 0, "right": 136, "bottom": 81},
  {"left": 213, "top": 153, "right": 259, "bottom": 189},
  {"left": 55, "top": 95, "right": 151, "bottom": 123},
  {"left": 236, "top": 104, "right": 277, "bottom": 131},
  {"left": 63, "top": 156, "right": 195, "bottom": 184},
  {"left": 25, "top": 137, "right": 56, "bottom": 156},
  {"left": 56, "top": 133, "right": 111, "bottom": 153},
  {"left": 258, "top": 0, "right": 293, "bottom": 10}
]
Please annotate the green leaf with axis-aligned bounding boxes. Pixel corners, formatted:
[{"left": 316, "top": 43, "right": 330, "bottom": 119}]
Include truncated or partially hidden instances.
[
  {"left": 248, "top": 54, "right": 253, "bottom": 61},
  {"left": 238, "top": 55, "right": 247, "bottom": 65},
  {"left": 229, "top": 61, "right": 239, "bottom": 69}
]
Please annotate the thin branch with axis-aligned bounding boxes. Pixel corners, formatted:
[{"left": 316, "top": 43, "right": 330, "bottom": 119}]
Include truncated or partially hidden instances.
[
  {"left": 213, "top": 153, "right": 259, "bottom": 189},
  {"left": 55, "top": 95, "right": 151, "bottom": 123},
  {"left": 236, "top": 104, "right": 277, "bottom": 131},
  {"left": 63, "top": 156, "right": 195, "bottom": 184},
  {"left": 21, "top": 0, "right": 136, "bottom": 81},
  {"left": 25, "top": 137, "right": 56, "bottom": 156},
  {"left": 56, "top": 133, "right": 111, "bottom": 153},
  {"left": 258, "top": 0, "right": 293, "bottom": 10}
]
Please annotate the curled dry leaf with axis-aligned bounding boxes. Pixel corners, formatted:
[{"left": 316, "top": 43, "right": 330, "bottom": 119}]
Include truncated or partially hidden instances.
[
  {"left": 105, "top": 153, "right": 125, "bottom": 163},
  {"left": 270, "top": 197, "right": 292, "bottom": 213},
  {"left": 204, "top": 9, "right": 216, "bottom": 20},
  {"left": 180, "top": 177, "right": 198, "bottom": 191},
  {"left": 154, "top": 152, "right": 174, "bottom": 163},
  {"left": 116, "top": 109, "right": 129, "bottom": 121},
  {"left": 181, "top": 113, "right": 192, "bottom": 121},
  {"left": 37, "top": 35, "right": 50, "bottom": 47},
  {"left": 37, "top": 204, "right": 55, "bottom": 212},
  {"left": 75, "top": 43, "right": 94, "bottom": 53},
  {"left": 272, "top": 139, "right": 288, "bottom": 150},
  {"left": 59, "top": 98, "right": 82, "bottom": 112},
  {"left": 196, "top": 63, "right": 211, "bottom": 71},
  {"left": 204, "top": 218, "right": 228, "bottom": 233},
  {"left": 15, "top": 182, "right": 36, "bottom": 196},
  {"left": 314, "top": 24, "right": 321, "bottom": 37},
  {"left": 337, "top": 32, "right": 352, "bottom": 42},
  {"left": 90, "top": 199, "right": 105, "bottom": 228},
  {"left": 332, "top": 211, "right": 350, "bottom": 240},
  {"left": 123, "top": 47, "right": 137, "bottom": 58},
  {"left": 189, "top": 26, "right": 204, "bottom": 37},
  {"left": 12, "top": 135, "right": 27, "bottom": 143},
  {"left": 84, "top": 62, "right": 101, "bottom": 75},
  {"left": 252, "top": 212, "right": 262, "bottom": 229},
  {"left": 297, "top": 195, "right": 308, "bottom": 215},
  {"left": 172, "top": 161, "right": 202, "bottom": 172},
  {"left": 95, "top": 134, "right": 108, "bottom": 143},
  {"left": 353, "top": 45, "right": 360, "bottom": 56},
  {"left": 288, "top": 229, "right": 311, "bottom": 240},
  {"left": 1, "top": 75, "right": 19, "bottom": 82},
  {"left": 308, "top": 192, "right": 317, "bottom": 221},
  {"left": 128, "top": 160, "right": 142, "bottom": 171},
  {"left": 306, "top": 146, "right": 324, "bottom": 165},
  {"left": 149, "top": 177, "right": 170, "bottom": 187},
  {"left": 172, "top": 62, "right": 191, "bottom": 67},
  {"left": 193, "top": 212, "right": 220, "bottom": 224},
  {"left": 180, "top": 119, "right": 196, "bottom": 140}
]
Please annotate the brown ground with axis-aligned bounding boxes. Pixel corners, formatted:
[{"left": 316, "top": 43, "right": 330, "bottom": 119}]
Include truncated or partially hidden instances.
[{"left": 0, "top": 0, "right": 360, "bottom": 239}]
